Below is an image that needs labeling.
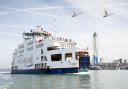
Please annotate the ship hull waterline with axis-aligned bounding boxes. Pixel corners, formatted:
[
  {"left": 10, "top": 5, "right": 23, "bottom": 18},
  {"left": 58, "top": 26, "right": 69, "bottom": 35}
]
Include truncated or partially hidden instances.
[{"left": 11, "top": 67, "right": 89, "bottom": 74}]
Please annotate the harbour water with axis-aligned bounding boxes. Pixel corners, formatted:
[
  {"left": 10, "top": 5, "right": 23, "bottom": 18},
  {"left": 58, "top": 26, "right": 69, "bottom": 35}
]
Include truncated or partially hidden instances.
[{"left": 0, "top": 70, "right": 128, "bottom": 89}]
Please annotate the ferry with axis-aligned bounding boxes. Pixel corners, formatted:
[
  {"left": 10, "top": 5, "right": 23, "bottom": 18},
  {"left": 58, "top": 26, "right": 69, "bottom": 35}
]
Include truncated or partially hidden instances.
[{"left": 11, "top": 26, "right": 90, "bottom": 74}]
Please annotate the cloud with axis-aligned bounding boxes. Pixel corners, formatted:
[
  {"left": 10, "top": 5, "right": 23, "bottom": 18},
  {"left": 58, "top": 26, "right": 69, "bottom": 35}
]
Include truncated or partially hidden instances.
[
  {"left": 0, "top": 6, "right": 84, "bottom": 24},
  {"left": 0, "top": 6, "right": 74, "bottom": 15}
]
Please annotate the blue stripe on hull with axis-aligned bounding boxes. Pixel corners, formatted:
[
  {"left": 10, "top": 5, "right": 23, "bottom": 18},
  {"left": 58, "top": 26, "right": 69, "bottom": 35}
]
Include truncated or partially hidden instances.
[{"left": 11, "top": 68, "right": 79, "bottom": 74}]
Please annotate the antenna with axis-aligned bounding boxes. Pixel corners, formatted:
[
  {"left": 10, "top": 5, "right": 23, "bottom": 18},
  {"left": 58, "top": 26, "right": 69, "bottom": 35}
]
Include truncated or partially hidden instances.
[{"left": 54, "top": 18, "right": 57, "bottom": 38}]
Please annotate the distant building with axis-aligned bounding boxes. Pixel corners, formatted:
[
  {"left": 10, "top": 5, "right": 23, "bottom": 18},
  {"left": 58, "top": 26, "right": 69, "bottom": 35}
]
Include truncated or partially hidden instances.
[
  {"left": 119, "top": 58, "right": 123, "bottom": 64},
  {"left": 124, "top": 59, "right": 127, "bottom": 64}
]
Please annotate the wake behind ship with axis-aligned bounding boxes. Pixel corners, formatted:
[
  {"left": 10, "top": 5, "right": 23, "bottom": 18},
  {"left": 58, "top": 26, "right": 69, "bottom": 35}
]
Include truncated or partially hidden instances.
[{"left": 11, "top": 26, "right": 90, "bottom": 74}]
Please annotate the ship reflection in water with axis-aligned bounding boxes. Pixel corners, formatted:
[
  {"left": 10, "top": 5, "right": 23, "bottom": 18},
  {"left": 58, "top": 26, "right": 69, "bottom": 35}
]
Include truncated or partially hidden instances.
[
  {"left": 10, "top": 74, "right": 90, "bottom": 89},
  {"left": 0, "top": 70, "right": 128, "bottom": 89}
]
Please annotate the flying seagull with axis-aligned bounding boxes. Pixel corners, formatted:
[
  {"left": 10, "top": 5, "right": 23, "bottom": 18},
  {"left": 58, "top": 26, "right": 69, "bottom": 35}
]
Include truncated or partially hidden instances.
[
  {"left": 103, "top": 10, "right": 114, "bottom": 17},
  {"left": 72, "top": 12, "right": 82, "bottom": 17}
]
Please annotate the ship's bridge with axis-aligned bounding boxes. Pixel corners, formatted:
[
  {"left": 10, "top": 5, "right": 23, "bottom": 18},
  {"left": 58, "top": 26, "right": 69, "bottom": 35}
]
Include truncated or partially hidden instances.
[{"left": 23, "top": 26, "right": 51, "bottom": 40}]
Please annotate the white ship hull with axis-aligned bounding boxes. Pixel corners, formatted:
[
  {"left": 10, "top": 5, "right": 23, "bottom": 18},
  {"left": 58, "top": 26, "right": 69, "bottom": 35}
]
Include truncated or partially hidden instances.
[{"left": 11, "top": 26, "right": 90, "bottom": 74}]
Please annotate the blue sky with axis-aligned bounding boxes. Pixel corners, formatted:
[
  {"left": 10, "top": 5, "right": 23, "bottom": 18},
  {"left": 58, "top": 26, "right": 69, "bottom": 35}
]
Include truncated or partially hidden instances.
[{"left": 0, "top": 0, "right": 128, "bottom": 68}]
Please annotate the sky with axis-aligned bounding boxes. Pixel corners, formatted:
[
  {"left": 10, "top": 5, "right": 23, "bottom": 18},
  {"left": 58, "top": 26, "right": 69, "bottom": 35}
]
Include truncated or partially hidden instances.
[{"left": 0, "top": 0, "right": 128, "bottom": 68}]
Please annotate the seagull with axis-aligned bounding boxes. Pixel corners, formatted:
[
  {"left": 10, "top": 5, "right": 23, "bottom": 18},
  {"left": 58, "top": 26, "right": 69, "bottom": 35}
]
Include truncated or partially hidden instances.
[
  {"left": 103, "top": 10, "right": 114, "bottom": 17},
  {"left": 72, "top": 12, "right": 82, "bottom": 17}
]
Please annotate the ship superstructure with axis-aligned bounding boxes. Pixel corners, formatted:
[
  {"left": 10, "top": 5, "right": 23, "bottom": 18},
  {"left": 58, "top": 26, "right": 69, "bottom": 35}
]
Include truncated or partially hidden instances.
[{"left": 11, "top": 26, "right": 90, "bottom": 74}]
